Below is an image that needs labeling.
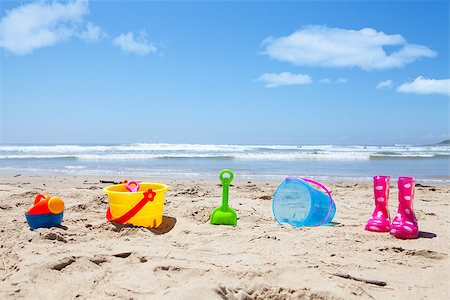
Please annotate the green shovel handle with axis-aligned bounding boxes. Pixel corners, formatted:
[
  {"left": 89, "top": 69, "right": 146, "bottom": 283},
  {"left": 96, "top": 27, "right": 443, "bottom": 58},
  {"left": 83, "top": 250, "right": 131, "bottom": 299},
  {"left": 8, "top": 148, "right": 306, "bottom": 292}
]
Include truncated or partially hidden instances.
[
  {"left": 219, "top": 169, "right": 234, "bottom": 186},
  {"left": 219, "top": 169, "right": 233, "bottom": 207}
]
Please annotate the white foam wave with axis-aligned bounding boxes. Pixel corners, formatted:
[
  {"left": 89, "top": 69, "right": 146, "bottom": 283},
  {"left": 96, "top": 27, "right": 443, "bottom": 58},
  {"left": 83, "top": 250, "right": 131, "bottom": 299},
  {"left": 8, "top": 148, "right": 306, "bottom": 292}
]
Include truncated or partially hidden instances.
[
  {"left": 64, "top": 165, "right": 86, "bottom": 169},
  {"left": 1, "top": 143, "right": 448, "bottom": 153},
  {"left": 75, "top": 154, "right": 234, "bottom": 160},
  {"left": 0, "top": 143, "right": 298, "bottom": 153},
  {"left": 370, "top": 153, "right": 437, "bottom": 158},
  {"left": 234, "top": 151, "right": 370, "bottom": 160},
  {"left": 0, "top": 145, "right": 111, "bottom": 153},
  {"left": 0, "top": 143, "right": 448, "bottom": 161},
  {"left": 0, "top": 155, "right": 76, "bottom": 159},
  {"left": 75, "top": 152, "right": 370, "bottom": 161},
  {"left": 0, "top": 152, "right": 369, "bottom": 161}
]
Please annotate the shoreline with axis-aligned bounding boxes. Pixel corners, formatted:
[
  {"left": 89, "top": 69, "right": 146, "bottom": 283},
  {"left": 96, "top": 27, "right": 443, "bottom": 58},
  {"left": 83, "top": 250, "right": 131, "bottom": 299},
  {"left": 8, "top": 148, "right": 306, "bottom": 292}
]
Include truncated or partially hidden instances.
[
  {"left": 1, "top": 172, "right": 449, "bottom": 184},
  {"left": 0, "top": 174, "right": 449, "bottom": 299}
]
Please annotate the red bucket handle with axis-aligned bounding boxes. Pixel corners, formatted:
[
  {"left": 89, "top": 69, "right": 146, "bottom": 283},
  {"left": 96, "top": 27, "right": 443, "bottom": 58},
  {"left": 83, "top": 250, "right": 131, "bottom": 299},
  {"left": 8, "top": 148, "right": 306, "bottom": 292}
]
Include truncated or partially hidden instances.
[{"left": 106, "top": 189, "right": 156, "bottom": 224}]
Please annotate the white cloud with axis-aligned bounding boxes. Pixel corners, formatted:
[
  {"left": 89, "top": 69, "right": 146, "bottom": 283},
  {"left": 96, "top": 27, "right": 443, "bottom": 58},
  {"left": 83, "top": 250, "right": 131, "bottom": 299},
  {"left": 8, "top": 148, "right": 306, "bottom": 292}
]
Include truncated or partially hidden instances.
[
  {"left": 319, "top": 78, "right": 332, "bottom": 84},
  {"left": 319, "top": 78, "right": 347, "bottom": 84},
  {"left": 262, "top": 25, "right": 436, "bottom": 71},
  {"left": 78, "top": 22, "right": 105, "bottom": 42},
  {"left": 397, "top": 77, "right": 450, "bottom": 96},
  {"left": 376, "top": 80, "right": 393, "bottom": 89},
  {"left": 256, "top": 72, "right": 312, "bottom": 88},
  {"left": 0, "top": 0, "right": 105, "bottom": 55},
  {"left": 112, "top": 31, "right": 157, "bottom": 56}
]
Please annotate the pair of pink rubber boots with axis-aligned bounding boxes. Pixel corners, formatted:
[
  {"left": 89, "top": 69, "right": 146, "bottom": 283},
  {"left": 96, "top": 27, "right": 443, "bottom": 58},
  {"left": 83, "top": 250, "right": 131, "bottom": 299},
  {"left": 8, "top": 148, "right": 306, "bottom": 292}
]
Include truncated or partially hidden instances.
[{"left": 365, "top": 176, "right": 418, "bottom": 239}]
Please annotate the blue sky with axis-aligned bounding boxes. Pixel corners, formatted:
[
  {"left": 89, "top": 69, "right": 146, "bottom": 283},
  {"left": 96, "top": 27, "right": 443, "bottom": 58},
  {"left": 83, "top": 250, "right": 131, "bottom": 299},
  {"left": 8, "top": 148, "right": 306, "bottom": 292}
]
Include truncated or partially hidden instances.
[{"left": 0, "top": 0, "right": 449, "bottom": 145}]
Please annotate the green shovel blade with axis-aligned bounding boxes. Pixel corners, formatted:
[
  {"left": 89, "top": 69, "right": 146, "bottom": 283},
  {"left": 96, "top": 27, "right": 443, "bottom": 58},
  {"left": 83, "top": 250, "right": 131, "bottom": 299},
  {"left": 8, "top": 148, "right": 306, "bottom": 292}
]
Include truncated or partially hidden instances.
[{"left": 210, "top": 169, "right": 237, "bottom": 226}]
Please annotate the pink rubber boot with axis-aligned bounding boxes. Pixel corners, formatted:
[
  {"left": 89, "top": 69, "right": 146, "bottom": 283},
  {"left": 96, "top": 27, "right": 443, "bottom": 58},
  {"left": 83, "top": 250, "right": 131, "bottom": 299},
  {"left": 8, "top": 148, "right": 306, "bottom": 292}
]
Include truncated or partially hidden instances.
[
  {"left": 390, "top": 177, "right": 419, "bottom": 239},
  {"left": 365, "top": 176, "right": 391, "bottom": 232}
]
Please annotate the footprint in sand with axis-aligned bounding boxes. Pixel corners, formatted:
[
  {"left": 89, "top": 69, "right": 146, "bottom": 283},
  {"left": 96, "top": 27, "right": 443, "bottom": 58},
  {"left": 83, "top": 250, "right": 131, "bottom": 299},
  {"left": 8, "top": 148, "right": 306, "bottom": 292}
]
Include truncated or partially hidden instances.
[
  {"left": 41, "top": 232, "right": 68, "bottom": 243},
  {"left": 378, "top": 247, "right": 446, "bottom": 260},
  {"left": 186, "top": 206, "right": 212, "bottom": 223},
  {"left": 50, "top": 257, "right": 76, "bottom": 271},
  {"left": 113, "top": 252, "right": 132, "bottom": 258},
  {"left": 154, "top": 265, "right": 183, "bottom": 272},
  {"left": 89, "top": 256, "right": 109, "bottom": 265},
  {"left": 215, "top": 285, "right": 332, "bottom": 300}
]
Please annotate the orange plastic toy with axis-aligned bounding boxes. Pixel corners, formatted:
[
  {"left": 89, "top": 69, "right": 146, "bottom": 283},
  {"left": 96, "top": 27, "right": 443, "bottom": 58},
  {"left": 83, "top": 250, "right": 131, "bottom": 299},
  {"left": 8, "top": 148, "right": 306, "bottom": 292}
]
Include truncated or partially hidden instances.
[{"left": 27, "top": 194, "right": 65, "bottom": 215}]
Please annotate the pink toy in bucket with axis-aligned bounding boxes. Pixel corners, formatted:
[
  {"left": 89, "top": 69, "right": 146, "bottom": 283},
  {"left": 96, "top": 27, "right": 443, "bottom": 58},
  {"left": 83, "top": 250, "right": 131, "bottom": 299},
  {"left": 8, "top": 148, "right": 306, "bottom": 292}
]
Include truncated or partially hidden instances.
[{"left": 126, "top": 180, "right": 140, "bottom": 192}]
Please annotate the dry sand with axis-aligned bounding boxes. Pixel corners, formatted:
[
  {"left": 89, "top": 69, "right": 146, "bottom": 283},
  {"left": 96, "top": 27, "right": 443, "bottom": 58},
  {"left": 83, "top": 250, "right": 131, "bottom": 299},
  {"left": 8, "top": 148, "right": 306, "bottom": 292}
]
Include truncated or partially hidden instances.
[{"left": 0, "top": 174, "right": 449, "bottom": 299}]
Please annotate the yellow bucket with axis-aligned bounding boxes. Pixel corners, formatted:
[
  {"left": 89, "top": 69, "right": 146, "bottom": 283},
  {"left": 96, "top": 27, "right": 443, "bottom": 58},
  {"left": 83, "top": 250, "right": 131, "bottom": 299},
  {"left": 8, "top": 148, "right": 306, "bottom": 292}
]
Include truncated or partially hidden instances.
[{"left": 103, "top": 182, "right": 169, "bottom": 228}]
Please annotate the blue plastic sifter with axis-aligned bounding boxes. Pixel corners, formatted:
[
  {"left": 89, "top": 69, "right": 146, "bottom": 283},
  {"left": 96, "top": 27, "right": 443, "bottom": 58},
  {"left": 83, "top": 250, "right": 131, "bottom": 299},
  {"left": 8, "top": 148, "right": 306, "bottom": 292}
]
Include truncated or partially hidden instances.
[{"left": 272, "top": 177, "right": 336, "bottom": 227}]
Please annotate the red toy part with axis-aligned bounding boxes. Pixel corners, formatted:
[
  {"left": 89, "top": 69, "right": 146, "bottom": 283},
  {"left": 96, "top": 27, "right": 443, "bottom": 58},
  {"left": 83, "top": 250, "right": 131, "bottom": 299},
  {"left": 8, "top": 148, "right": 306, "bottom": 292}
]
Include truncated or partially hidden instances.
[
  {"left": 34, "top": 193, "right": 50, "bottom": 205},
  {"left": 27, "top": 199, "right": 51, "bottom": 215},
  {"left": 27, "top": 194, "right": 65, "bottom": 215},
  {"left": 106, "top": 189, "right": 156, "bottom": 224}
]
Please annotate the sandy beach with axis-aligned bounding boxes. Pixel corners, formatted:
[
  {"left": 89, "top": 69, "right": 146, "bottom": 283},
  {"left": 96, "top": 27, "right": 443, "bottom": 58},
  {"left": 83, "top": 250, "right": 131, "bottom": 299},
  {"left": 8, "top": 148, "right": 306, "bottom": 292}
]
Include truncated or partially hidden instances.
[{"left": 0, "top": 174, "right": 448, "bottom": 299}]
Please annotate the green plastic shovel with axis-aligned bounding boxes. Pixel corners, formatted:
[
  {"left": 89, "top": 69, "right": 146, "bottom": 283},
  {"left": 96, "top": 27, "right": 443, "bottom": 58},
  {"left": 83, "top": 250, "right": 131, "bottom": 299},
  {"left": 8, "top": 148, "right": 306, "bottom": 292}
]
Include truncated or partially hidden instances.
[{"left": 210, "top": 169, "right": 237, "bottom": 226}]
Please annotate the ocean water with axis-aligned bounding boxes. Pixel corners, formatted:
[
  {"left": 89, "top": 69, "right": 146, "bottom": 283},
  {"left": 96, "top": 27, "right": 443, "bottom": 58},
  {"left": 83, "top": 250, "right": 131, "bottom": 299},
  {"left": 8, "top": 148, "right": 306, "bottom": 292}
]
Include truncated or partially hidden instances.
[{"left": 0, "top": 143, "right": 449, "bottom": 183}]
